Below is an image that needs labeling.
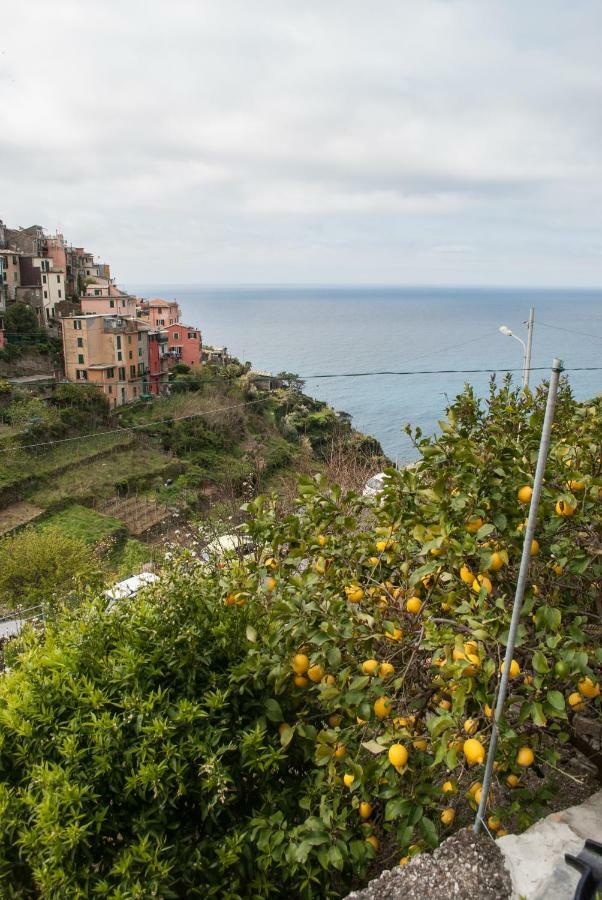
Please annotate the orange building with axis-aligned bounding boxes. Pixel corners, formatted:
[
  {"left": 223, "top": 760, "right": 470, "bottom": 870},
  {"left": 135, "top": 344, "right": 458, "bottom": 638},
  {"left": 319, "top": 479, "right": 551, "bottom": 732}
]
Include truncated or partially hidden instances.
[
  {"left": 62, "top": 314, "right": 151, "bottom": 406},
  {"left": 164, "top": 322, "right": 202, "bottom": 368},
  {"left": 137, "top": 298, "right": 181, "bottom": 328}
]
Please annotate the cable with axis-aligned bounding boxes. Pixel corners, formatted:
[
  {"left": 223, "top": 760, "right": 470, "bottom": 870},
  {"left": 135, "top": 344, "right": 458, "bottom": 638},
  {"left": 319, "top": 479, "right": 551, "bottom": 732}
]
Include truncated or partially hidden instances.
[
  {"left": 537, "top": 321, "right": 602, "bottom": 342},
  {"left": 302, "top": 366, "right": 602, "bottom": 380},
  {"left": 0, "top": 394, "right": 276, "bottom": 453}
]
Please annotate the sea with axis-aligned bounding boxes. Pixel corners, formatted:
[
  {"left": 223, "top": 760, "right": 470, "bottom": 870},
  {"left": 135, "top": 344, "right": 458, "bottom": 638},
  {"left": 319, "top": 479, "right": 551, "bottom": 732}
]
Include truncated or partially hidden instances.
[{"left": 125, "top": 286, "right": 602, "bottom": 463}]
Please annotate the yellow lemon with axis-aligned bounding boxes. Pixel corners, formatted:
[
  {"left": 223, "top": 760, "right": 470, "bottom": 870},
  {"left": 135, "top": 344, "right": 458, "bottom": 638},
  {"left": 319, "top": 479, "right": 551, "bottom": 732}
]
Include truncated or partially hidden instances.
[
  {"left": 489, "top": 551, "right": 505, "bottom": 572},
  {"left": 376, "top": 540, "right": 390, "bottom": 553},
  {"left": 442, "top": 781, "right": 455, "bottom": 793},
  {"left": 578, "top": 677, "right": 600, "bottom": 699},
  {"left": 506, "top": 774, "right": 520, "bottom": 788},
  {"left": 441, "top": 808, "right": 456, "bottom": 826},
  {"left": 308, "top": 664, "right": 325, "bottom": 683},
  {"left": 453, "top": 647, "right": 466, "bottom": 661},
  {"left": 517, "top": 747, "right": 534, "bottom": 767},
  {"left": 568, "top": 691, "right": 586, "bottom": 711},
  {"left": 484, "top": 703, "right": 493, "bottom": 718},
  {"left": 465, "top": 516, "right": 484, "bottom": 534},
  {"left": 366, "top": 835, "right": 379, "bottom": 852},
  {"left": 379, "top": 662, "right": 395, "bottom": 679},
  {"left": 345, "top": 585, "right": 364, "bottom": 603},
  {"left": 468, "top": 781, "right": 482, "bottom": 797},
  {"left": 386, "top": 627, "right": 403, "bottom": 642},
  {"left": 531, "top": 539, "right": 540, "bottom": 556},
  {"left": 501, "top": 659, "right": 521, "bottom": 679},
  {"left": 399, "top": 856, "right": 409, "bottom": 866},
  {"left": 293, "top": 675, "right": 309, "bottom": 687},
  {"left": 552, "top": 563, "right": 563, "bottom": 576},
  {"left": 463, "top": 738, "right": 485, "bottom": 765},
  {"left": 374, "top": 697, "right": 393, "bottom": 719},
  {"left": 343, "top": 773, "right": 355, "bottom": 788},
  {"left": 567, "top": 480, "right": 585, "bottom": 492},
  {"left": 496, "top": 828, "right": 509, "bottom": 838},
  {"left": 518, "top": 485, "right": 533, "bottom": 503},
  {"left": 359, "top": 801, "right": 373, "bottom": 819},
  {"left": 317, "top": 534, "right": 327, "bottom": 547},
  {"left": 388, "top": 743, "right": 409, "bottom": 769},
  {"left": 488, "top": 815, "right": 501, "bottom": 831},
  {"left": 406, "top": 597, "right": 423, "bottom": 614},
  {"left": 362, "top": 659, "right": 380, "bottom": 675},
  {"left": 555, "top": 499, "right": 575, "bottom": 517},
  {"left": 472, "top": 574, "right": 492, "bottom": 595},
  {"left": 463, "top": 719, "right": 478, "bottom": 735},
  {"left": 292, "top": 654, "right": 310, "bottom": 674},
  {"left": 266, "top": 576, "right": 277, "bottom": 592},
  {"left": 460, "top": 564, "right": 474, "bottom": 584},
  {"left": 328, "top": 713, "right": 342, "bottom": 727},
  {"left": 412, "top": 738, "right": 428, "bottom": 751},
  {"left": 334, "top": 744, "right": 347, "bottom": 759}
]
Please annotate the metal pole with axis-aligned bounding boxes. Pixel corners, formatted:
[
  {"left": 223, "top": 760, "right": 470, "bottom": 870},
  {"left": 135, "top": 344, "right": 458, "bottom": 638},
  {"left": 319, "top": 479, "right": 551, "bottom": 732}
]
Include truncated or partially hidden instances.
[
  {"left": 524, "top": 307, "right": 535, "bottom": 389},
  {"left": 474, "top": 357, "right": 563, "bottom": 834}
]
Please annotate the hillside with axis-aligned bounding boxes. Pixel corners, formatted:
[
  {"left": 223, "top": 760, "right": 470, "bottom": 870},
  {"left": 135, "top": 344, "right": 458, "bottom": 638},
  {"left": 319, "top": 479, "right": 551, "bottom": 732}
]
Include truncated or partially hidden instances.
[{"left": 0, "top": 363, "right": 386, "bottom": 589}]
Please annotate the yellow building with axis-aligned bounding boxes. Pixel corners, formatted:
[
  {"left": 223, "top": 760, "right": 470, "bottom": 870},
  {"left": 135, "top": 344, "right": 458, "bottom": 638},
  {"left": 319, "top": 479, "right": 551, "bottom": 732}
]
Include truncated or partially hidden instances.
[{"left": 62, "top": 314, "right": 151, "bottom": 406}]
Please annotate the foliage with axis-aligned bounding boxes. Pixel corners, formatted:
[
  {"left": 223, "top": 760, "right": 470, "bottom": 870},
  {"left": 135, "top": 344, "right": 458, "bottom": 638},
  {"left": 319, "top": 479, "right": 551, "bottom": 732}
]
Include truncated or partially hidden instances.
[
  {"left": 3, "top": 303, "right": 44, "bottom": 345},
  {"left": 39, "top": 505, "right": 126, "bottom": 547},
  {"left": 0, "top": 379, "right": 599, "bottom": 895},
  {"left": 3, "top": 397, "right": 63, "bottom": 440},
  {"left": 0, "top": 379, "right": 11, "bottom": 396},
  {"left": 0, "top": 526, "right": 102, "bottom": 610},
  {"left": 51, "top": 383, "right": 110, "bottom": 422}
]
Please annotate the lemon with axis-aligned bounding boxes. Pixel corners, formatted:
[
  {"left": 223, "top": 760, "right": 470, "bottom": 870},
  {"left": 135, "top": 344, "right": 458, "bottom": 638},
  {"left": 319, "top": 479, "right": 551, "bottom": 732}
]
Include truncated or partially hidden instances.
[
  {"left": 463, "top": 738, "right": 485, "bottom": 765},
  {"left": 366, "top": 835, "right": 379, "bottom": 852},
  {"left": 293, "top": 675, "right": 308, "bottom": 687},
  {"left": 266, "top": 576, "right": 277, "bottom": 592},
  {"left": 374, "top": 697, "right": 393, "bottom": 718},
  {"left": 292, "top": 653, "right": 309, "bottom": 674},
  {"left": 379, "top": 662, "right": 395, "bottom": 679},
  {"left": 359, "top": 801, "right": 373, "bottom": 819},
  {"left": 442, "top": 780, "right": 455, "bottom": 793},
  {"left": 278, "top": 723, "right": 289, "bottom": 735},
  {"left": 471, "top": 574, "right": 492, "bottom": 595},
  {"left": 388, "top": 743, "right": 409, "bottom": 769},
  {"left": 362, "top": 659, "right": 379, "bottom": 675},
  {"left": 307, "top": 664, "right": 325, "bottom": 683},
  {"left": 412, "top": 738, "right": 428, "bottom": 751},
  {"left": 568, "top": 691, "right": 585, "bottom": 711},
  {"left": 468, "top": 781, "right": 482, "bottom": 797},
  {"left": 440, "top": 808, "right": 456, "bottom": 826},
  {"left": 552, "top": 563, "right": 563, "bottom": 576},
  {"left": 406, "top": 597, "right": 422, "bottom": 614},
  {"left": 578, "top": 677, "right": 600, "bottom": 699},
  {"left": 531, "top": 539, "right": 540, "bottom": 556},
  {"left": 501, "top": 659, "right": 521, "bottom": 679},
  {"left": 328, "top": 713, "right": 342, "bottom": 727},
  {"left": 459, "top": 564, "right": 474, "bottom": 584},
  {"left": 488, "top": 815, "right": 501, "bottom": 831},
  {"left": 567, "top": 480, "right": 585, "bottom": 492},
  {"left": 343, "top": 773, "right": 355, "bottom": 788},
  {"left": 496, "top": 828, "right": 509, "bottom": 838},
  {"left": 345, "top": 585, "right": 364, "bottom": 603},
  {"left": 489, "top": 551, "right": 505, "bottom": 572},
  {"left": 399, "top": 856, "right": 409, "bottom": 866},
  {"left": 376, "top": 540, "right": 389, "bottom": 553},
  {"left": 334, "top": 744, "right": 347, "bottom": 759},
  {"left": 463, "top": 719, "right": 478, "bottom": 735},
  {"left": 516, "top": 746, "right": 534, "bottom": 767},
  {"left": 317, "top": 534, "right": 327, "bottom": 547},
  {"left": 517, "top": 485, "right": 533, "bottom": 503},
  {"left": 484, "top": 703, "right": 493, "bottom": 718},
  {"left": 555, "top": 499, "right": 575, "bottom": 517},
  {"left": 506, "top": 774, "right": 520, "bottom": 788}
]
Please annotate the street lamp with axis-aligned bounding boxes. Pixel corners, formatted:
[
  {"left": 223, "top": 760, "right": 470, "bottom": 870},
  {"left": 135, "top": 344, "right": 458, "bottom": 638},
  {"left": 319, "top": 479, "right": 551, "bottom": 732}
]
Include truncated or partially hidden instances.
[{"left": 498, "top": 308, "right": 535, "bottom": 389}]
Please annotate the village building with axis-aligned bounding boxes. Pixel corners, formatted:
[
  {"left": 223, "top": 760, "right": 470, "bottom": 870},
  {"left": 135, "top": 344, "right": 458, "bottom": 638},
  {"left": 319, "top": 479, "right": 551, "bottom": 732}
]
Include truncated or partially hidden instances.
[
  {"left": 62, "top": 314, "right": 151, "bottom": 406},
  {"left": 137, "top": 298, "right": 181, "bottom": 328},
  {"left": 163, "top": 322, "right": 202, "bottom": 367}
]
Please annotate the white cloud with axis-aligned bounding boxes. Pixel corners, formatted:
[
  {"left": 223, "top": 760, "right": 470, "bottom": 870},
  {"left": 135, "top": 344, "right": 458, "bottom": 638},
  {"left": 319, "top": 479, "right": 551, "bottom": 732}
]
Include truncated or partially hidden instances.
[{"left": 1, "top": 0, "right": 601, "bottom": 284}]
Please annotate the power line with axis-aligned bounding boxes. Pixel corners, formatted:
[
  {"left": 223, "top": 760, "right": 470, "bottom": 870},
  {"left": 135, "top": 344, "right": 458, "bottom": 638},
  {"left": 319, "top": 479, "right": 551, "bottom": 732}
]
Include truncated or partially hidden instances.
[
  {"left": 0, "top": 394, "right": 276, "bottom": 453},
  {"left": 537, "top": 320, "right": 602, "bottom": 342},
  {"left": 302, "top": 365, "right": 602, "bottom": 380}
]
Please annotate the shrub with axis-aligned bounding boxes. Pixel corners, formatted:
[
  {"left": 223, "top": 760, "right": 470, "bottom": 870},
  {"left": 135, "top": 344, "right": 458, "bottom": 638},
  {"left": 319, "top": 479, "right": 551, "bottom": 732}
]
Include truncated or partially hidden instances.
[{"left": 0, "top": 526, "right": 101, "bottom": 610}]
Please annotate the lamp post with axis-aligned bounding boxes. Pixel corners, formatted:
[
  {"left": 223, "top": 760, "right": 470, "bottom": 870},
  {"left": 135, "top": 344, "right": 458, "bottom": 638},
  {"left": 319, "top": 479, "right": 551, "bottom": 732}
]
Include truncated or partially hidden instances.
[{"left": 499, "top": 307, "right": 534, "bottom": 388}]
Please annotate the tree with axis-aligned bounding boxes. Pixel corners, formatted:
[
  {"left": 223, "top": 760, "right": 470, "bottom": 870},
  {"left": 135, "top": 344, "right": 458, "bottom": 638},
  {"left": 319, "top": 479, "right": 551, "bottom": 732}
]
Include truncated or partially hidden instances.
[
  {"left": 0, "top": 526, "right": 100, "bottom": 610},
  {"left": 3, "top": 303, "right": 44, "bottom": 345},
  {"left": 277, "top": 371, "right": 305, "bottom": 392}
]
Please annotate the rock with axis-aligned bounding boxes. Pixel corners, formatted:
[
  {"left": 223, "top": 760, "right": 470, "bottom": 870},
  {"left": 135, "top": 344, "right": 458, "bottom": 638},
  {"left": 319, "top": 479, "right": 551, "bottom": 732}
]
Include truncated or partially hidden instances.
[{"left": 497, "top": 789, "right": 602, "bottom": 899}]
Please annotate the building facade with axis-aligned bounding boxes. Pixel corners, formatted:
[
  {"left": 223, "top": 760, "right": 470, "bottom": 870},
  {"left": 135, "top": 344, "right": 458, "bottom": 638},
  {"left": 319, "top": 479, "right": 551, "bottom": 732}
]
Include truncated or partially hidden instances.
[
  {"left": 137, "top": 298, "right": 181, "bottom": 328},
  {"left": 62, "top": 314, "right": 151, "bottom": 406},
  {"left": 164, "top": 323, "right": 202, "bottom": 367}
]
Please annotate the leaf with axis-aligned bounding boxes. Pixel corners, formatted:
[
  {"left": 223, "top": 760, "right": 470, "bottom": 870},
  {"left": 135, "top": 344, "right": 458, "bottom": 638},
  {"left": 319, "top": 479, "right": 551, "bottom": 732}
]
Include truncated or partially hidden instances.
[
  {"left": 361, "top": 740, "right": 387, "bottom": 755},
  {"left": 546, "top": 690, "right": 566, "bottom": 712},
  {"left": 385, "top": 799, "right": 411, "bottom": 821},
  {"left": 532, "top": 651, "right": 549, "bottom": 674},
  {"left": 265, "top": 699, "right": 283, "bottom": 722},
  {"left": 419, "top": 816, "right": 439, "bottom": 848},
  {"left": 246, "top": 625, "right": 257, "bottom": 643},
  {"left": 475, "top": 523, "right": 495, "bottom": 541},
  {"left": 327, "top": 646, "right": 341, "bottom": 668},
  {"left": 531, "top": 702, "right": 547, "bottom": 727},
  {"left": 328, "top": 845, "right": 344, "bottom": 870},
  {"left": 280, "top": 725, "right": 295, "bottom": 748}
]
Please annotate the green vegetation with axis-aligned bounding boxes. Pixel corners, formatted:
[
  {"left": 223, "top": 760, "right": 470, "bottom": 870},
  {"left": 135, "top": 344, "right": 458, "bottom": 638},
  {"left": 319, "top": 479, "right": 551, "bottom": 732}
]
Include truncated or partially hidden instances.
[
  {"left": 0, "top": 526, "right": 101, "bottom": 611},
  {"left": 0, "top": 379, "right": 599, "bottom": 896},
  {"left": 38, "top": 505, "right": 126, "bottom": 546}
]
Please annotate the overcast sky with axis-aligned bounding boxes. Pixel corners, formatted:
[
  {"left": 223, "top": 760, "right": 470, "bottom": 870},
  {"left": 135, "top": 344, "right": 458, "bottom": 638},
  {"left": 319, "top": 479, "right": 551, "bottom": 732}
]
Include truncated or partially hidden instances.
[{"left": 1, "top": 1, "right": 602, "bottom": 286}]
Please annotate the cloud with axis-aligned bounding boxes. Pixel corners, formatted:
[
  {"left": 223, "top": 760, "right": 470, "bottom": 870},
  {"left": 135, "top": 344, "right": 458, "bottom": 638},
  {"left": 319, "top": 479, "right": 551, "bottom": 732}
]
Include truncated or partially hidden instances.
[{"left": 1, "top": 0, "right": 601, "bottom": 284}]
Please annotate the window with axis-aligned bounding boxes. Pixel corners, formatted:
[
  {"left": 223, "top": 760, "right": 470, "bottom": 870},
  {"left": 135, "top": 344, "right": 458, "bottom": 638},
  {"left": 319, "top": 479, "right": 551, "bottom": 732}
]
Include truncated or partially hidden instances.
[
  {"left": 188, "top": 332, "right": 196, "bottom": 339},
  {"left": 118, "top": 367, "right": 126, "bottom": 381},
  {"left": 133, "top": 387, "right": 137, "bottom": 397},
  {"left": 76, "top": 369, "right": 88, "bottom": 381},
  {"left": 12, "top": 256, "right": 17, "bottom": 265},
  {"left": 173, "top": 331, "right": 179, "bottom": 340},
  {"left": 116, "top": 336, "right": 121, "bottom": 349},
  {"left": 129, "top": 365, "right": 136, "bottom": 378},
  {"left": 108, "top": 386, "right": 112, "bottom": 394},
  {"left": 109, "top": 299, "right": 115, "bottom": 308},
  {"left": 78, "top": 354, "right": 85, "bottom": 364},
  {"left": 43, "top": 290, "right": 48, "bottom": 299},
  {"left": 137, "top": 332, "right": 142, "bottom": 341},
  {"left": 94, "top": 289, "right": 101, "bottom": 296},
  {"left": 106, "top": 368, "right": 114, "bottom": 378},
  {"left": 73, "top": 320, "right": 82, "bottom": 330},
  {"left": 77, "top": 337, "right": 83, "bottom": 348},
  {"left": 117, "top": 351, "right": 122, "bottom": 361},
  {"left": 42, "top": 274, "right": 47, "bottom": 283},
  {"left": 138, "top": 348, "right": 142, "bottom": 357},
  {"left": 121, "top": 300, "right": 126, "bottom": 308},
  {"left": 57, "top": 275, "right": 61, "bottom": 283},
  {"left": 128, "top": 335, "right": 132, "bottom": 344},
  {"left": 58, "top": 290, "right": 62, "bottom": 299}
]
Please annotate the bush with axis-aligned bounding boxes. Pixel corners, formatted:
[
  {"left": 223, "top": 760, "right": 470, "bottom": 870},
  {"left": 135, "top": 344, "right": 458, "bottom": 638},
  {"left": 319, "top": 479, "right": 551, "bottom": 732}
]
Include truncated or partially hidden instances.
[
  {"left": 0, "top": 526, "right": 101, "bottom": 610},
  {"left": 0, "top": 380, "right": 599, "bottom": 896}
]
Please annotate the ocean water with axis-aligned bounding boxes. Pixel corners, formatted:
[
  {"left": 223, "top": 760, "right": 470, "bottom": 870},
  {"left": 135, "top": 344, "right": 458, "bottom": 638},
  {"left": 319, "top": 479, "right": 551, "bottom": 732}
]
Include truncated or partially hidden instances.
[{"left": 125, "top": 286, "right": 602, "bottom": 462}]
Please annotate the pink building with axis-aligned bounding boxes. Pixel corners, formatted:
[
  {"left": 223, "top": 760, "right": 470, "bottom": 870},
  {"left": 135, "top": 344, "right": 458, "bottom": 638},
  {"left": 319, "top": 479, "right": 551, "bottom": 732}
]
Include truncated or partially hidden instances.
[
  {"left": 81, "top": 285, "right": 137, "bottom": 318},
  {"left": 137, "top": 298, "right": 180, "bottom": 329},
  {"left": 164, "top": 323, "right": 202, "bottom": 368}
]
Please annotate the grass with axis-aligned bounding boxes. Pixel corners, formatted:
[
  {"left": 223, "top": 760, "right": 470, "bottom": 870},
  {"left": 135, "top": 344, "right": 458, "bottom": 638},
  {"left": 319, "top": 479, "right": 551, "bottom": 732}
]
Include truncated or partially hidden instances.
[
  {"left": 28, "top": 445, "right": 182, "bottom": 508},
  {"left": 38, "top": 505, "right": 126, "bottom": 546}
]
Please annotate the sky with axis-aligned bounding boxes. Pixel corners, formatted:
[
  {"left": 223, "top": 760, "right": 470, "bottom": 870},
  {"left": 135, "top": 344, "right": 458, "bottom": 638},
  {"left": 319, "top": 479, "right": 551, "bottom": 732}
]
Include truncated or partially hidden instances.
[{"left": 1, "top": 0, "right": 602, "bottom": 287}]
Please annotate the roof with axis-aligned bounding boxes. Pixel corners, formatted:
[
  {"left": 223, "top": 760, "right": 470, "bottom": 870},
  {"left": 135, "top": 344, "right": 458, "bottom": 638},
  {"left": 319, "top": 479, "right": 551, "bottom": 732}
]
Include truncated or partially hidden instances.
[
  {"left": 146, "top": 298, "right": 179, "bottom": 307},
  {"left": 87, "top": 364, "right": 116, "bottom": 370}
]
